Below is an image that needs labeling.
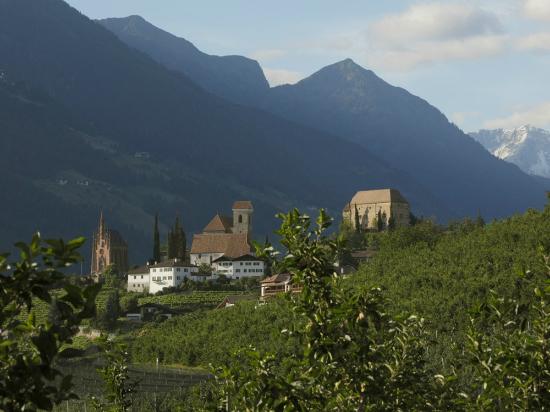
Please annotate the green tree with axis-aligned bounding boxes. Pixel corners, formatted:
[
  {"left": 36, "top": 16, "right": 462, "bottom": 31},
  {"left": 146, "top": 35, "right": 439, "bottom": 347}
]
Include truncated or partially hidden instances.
[
  {"left": 376, "top": 209, "right": 385, "bottom": 232},
  {"left": 47, "top": 297, "right": 63, "bottom": 327},
  {"left": 168, "top": 216, "right": 186, "bottom": 261},
  {"left": 217, "top": 210, "right": 441, "bottom": 410},
  {"left": 0, "top": 234, "right": 100, "bottom": 411},
  {"left": 153, "top": 213, "right": 161, "bottom": 264},
  {"left": 92, "top": 336, "right": 137, "bottom": 412},
  {"left": 456, "top": 250, "right": 550, "bottom": 410},
  {"left": 354, "top": 204, "right": 361, "bottom": 234},
  {"left": 98, "top": 290, "right": 120, "bottom": 331},
  {"left": 120, "top": 294, "right": 139, "bottom": 314},
  {"left": 388, "top": 214, "right": 396, "bottom": 231},
  {"left": 476, "top": 211, "right": 486, "bottom": 227},
  {"left": 103, "top": 264, "right": 121, "bottom": 289}
]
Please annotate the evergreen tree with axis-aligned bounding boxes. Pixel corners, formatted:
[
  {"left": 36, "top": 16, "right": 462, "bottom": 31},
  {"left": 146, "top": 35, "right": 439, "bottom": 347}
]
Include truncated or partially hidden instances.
[
  {"left": 354, "top": 205, "right": 361, "bottom": 234},
  {"left": 168, "top": 216, "right": 186, "bottom": 260},
  {"left": 153, "top": 213, "right": 161, "bottom": 263},
  {"left": 388, "top": 214, "right": 396, "bottom": 231},
  {"left": 476, "top": 211, "right": 486, "bottom": 227},
  {"left": 167, "top": 228, "right": 175, "bottom": 260},
  {"left": 377, "top": 210, "right": 384, "bottom": 232},
  {"left": 100, "top": 289, "right": 120, "bottom": 331},
  {"left": 409, "top": 212, "right": 418, "bottom": 226}
]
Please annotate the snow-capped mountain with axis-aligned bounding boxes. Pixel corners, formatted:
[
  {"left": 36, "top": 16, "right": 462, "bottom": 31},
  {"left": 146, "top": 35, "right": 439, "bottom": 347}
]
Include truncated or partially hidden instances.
[{"left": 470, "top": 125, "right": 550, "bottom": 178}]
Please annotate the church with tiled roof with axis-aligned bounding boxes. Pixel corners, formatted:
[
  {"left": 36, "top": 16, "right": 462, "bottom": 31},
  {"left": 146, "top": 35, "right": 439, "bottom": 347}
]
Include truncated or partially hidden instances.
[{"left": 190, "top": 201, "right": 254, "bottom": 266}]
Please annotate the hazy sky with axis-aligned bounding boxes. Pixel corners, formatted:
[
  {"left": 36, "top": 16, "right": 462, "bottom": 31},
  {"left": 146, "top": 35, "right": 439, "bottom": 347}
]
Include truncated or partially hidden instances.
[{"left": 66, "top": 0, "right": 550, "bottom": 132}]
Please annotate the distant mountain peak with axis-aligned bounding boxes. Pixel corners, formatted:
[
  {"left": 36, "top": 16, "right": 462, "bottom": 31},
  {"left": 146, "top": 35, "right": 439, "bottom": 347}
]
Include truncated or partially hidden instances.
[
  {"left": 294, "top": 58, "right": 385, "bottom": 93},
  {"left": 471, "top": 126, "right": 550, "bottom": 178}
]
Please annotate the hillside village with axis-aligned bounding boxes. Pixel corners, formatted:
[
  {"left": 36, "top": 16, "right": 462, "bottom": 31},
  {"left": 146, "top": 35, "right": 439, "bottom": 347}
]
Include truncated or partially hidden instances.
[{"left": 90, "top": 189, "right": 411, "bottom": 301}]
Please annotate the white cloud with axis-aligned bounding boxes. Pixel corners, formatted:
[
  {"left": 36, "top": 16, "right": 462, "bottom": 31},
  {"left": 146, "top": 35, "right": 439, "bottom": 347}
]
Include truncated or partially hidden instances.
[
  {"left": 367, "top": 2, "right": 507, "bottom": 70},
  {"left": 370, "top": 2, "right": 502, "bottom": 45},
  {"left": 483, "top": 101, "right": 550, "bottom": 129},
  {"left": 372, "top": 34, "right": 508, "bottom": 71},
  {"left": 250, "top": 49, "right": 287, "bottom": 62},
  {"left": 524, "top": 0, "right": 550, "bottom": 21},
  {"left": 262, "top": 68, "right": 303, "bottom": 86},
  {"left": 516, "top": 32, "right": 550, "bottom": 52}
]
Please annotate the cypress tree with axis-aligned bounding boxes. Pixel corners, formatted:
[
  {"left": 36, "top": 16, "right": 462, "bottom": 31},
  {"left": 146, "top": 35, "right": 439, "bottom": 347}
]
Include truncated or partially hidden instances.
[
  {"left": 153, "top": 213, "right": 161, "bottom": 263},
  {"left": 388, "top": 214, "right": 396, "bottom": 231},
  {"left": 377, "top": 210, "right": 384, "bottom": 232},
  {"left": 354, "top": 205, "right": 361, "bottom": 233},
  {"left": 168, "top": 216, "right": 186, "bottom": 260}
]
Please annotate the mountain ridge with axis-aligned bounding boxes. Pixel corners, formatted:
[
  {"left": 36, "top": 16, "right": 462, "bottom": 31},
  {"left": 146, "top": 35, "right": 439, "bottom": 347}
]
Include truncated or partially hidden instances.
[{"left": 97, "top": 15, "right": 270, "bottom": 106}]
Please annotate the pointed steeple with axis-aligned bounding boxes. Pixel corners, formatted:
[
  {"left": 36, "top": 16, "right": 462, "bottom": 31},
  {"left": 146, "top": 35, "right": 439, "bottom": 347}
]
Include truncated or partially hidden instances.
[{"left": 98, "top": 209, "right": 106, "bottom": 236}]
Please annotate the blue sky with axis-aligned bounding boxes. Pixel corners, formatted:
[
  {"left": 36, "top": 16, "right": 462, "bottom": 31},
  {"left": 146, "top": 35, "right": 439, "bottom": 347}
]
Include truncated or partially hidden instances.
[{"left": 66, "top": 0, "right": 550, "bottom": 132}]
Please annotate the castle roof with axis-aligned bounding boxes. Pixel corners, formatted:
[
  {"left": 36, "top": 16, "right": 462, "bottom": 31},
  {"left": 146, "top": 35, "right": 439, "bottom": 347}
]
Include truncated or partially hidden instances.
[
  {"left": 350, "top": 189, "right": 408, "bottom": 205},
  {"left": 190, "top": 233, "right": 252, "bottom": 257},
  {"left": 232, "top": 200, "right": 253, "bottom": 210},
  {"left": 203, "top": 214, "right": 233, "bottom": 233}
]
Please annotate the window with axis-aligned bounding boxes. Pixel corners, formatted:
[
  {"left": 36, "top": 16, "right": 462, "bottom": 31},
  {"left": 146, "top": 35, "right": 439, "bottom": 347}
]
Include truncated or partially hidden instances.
[
  {"left": 133, "top": 276, "right": 136, "bottom": 279},
  {"left": 168, "top": 276, "right": 172, "bottom": 280},
  {"left": 184, "top": 268, "right": 188, "bottom": 272},
  {"left": 236, "top": 269, "right": 241, "bottom": 273},
  {"left": 153, "top": 269, "right": 156, "bottom": 272},
  {"left": 177, "top": 268, "right": 180, "bottom": 272},
  {"left": 238, "top": 215, "right": 243, "bottom": 223},
  {"left": 243, "top": 269, "right": 247, "bottom": 273},
  {"left": 177, "top": 276, "right": 180, "bottom": 280}
]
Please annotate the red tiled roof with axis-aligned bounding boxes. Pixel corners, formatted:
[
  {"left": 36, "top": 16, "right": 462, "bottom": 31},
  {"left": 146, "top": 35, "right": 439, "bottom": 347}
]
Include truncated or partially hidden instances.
[
  {"left": 203, "top": 214, "right": 233, "bottom": 233},
  {"left": 232, "top": 200, "right": 253, "bottom": 210},
  {"left": 190, "top": 233, "right": 252, "bottom": 257}
]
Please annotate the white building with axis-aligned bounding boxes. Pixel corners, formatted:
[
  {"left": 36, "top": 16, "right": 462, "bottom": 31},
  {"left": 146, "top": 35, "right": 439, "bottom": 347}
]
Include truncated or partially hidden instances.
[
  {"left": 212, "top": 254, "right": 265, "bottom": 279},
  {"left": 127, "top": 265, "right": 150, "bottom": 293},
  {"left": 148, "top": 259, "right": 200, "bottom": 295}
]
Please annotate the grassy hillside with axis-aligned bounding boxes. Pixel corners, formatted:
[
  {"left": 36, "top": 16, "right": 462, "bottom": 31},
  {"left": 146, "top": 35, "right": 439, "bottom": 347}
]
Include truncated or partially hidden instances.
[{"left": 129, "top": 202, "right": 550, "bottom": 372}]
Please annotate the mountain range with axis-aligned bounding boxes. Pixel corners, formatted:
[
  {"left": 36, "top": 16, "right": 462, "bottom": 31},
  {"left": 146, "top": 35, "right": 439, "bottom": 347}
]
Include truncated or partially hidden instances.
[
  {"left": 0, "top": 1, "right": 547, "bottom": 265},
  {"left": 470, "top": 126, "right": 550, "bottom": 179},
  {"left": 101, "top": 16, "right": 547, "bottom": 218}
]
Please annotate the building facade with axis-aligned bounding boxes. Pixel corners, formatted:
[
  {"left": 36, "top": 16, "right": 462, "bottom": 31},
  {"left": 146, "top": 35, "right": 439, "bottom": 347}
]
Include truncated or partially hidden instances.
[
  {"left": 212, "top": 254, "right": 265, "bottom": 279},
  {"left": 342, "top": 189, "right": 410, "bottom": 231},
  {"left": 91, "top": 211, "right": 129, "bottom": 280},
  {"left": 148, "top": 259, "right": 199, "bottom": 295},
  {"left": 190, "top": 201, "right": 254, "bottom": 266},
  {"left": 127, "top": 265, "right": 150, "bottom": 293}
]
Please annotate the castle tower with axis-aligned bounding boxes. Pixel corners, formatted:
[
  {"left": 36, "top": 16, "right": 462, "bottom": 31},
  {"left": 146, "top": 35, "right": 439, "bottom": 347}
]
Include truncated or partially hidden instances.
[{"left": 232, "top": 201, "right": 253, "bottom": 237}]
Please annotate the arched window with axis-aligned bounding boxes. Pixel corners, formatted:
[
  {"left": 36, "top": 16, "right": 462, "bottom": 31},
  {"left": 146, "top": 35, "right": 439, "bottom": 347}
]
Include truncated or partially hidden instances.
[{"left": 238, "top": 215, "right": 243, "bottom": 223}]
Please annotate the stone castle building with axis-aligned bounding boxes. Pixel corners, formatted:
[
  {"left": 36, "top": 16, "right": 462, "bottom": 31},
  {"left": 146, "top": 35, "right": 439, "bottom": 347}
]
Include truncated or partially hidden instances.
[
  {"left": 343, "top": 189, "right": 410, "bottom": 231},
  {"left": 190, "top": 201, "right": 254, "bottom": 266},
  {"left": 91, "top": 211, "right": 129, "bottom": 279}
]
